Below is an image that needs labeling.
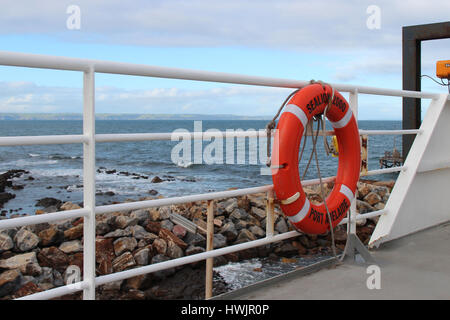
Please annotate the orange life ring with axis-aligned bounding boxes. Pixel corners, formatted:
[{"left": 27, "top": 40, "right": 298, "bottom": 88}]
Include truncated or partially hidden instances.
[{"left": 271, "top": 83, "right": 360, "bottom": 234}]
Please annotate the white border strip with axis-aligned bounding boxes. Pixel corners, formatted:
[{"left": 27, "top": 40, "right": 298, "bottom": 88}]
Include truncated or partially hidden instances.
[
  {"left": 330, "top": 108, "right": 353, "bottom": 129},
  {"left": 287, "top": 199, "right": 310, "bottom": 223},
  {"left": 284, "top": 104, "right": 308, "bottom": 128},
  {"left": 339, "top": 184, "right": 355, "bottom": 202}
]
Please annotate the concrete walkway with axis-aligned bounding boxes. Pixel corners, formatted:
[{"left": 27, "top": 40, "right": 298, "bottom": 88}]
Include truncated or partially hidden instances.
[{"left": 216, "top": 222, "right": 450, "bottom": 300}]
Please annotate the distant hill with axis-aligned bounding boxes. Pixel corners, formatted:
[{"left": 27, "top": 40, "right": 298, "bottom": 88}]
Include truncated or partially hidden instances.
[{"left": 0, "top": 113, "right": 272, "bottom": 120}]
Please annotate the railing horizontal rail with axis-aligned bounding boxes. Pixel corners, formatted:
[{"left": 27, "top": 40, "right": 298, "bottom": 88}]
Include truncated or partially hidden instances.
[
  {"left": 0, "top": 135, "right": 87, "bottom": 146},
  {"left": 0, "top": 208, "right": 89, "bottom": 230},
  {"left": 0, "top": 130, "right": 420, "bottom": 147},
  {"left": 16, "top": 281, "right": 89, "bottom": 301},
  {"left": 95, "top": 185, "right": 273, "bottom": 215},
  {"left": 0, "top": 166, "right": 402, "bottom": 231},
  {"left": 339, "top": 209, "right": 387, "bottom": 225},
  {"left": 0, "top": 50, "right": 440, "bottom": 99}
]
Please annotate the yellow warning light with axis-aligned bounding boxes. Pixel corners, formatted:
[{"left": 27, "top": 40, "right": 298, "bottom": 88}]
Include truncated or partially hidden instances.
[{"left": 436, "top": 60, "right": 450, "bottom": 79}]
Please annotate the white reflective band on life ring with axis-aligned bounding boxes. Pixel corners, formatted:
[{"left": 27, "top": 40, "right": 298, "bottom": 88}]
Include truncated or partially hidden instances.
[
  {"left": 339, "top": 184, "right": 354, "bottom": 203},
  {"left": 284, "top": 104, "right": 308, "bottom": 129},
  {"left": 330, "top": 107, "right": 353, "bottom": 129},
  {"left": 287, "top": 198, "right": 310, "bottom": 224}
]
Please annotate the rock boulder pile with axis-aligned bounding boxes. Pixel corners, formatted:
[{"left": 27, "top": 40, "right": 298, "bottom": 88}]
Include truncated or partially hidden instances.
[{"left": 0, "top": 179, "right": 394, "bottom": 300}]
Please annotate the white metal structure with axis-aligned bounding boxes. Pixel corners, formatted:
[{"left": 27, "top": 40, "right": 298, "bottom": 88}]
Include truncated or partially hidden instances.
[{"left": 0, "top": 50, "right": 448, "bottom": 300}]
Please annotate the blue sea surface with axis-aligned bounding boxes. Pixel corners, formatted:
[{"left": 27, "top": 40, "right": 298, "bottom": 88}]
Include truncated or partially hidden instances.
[{"left": 0, "top": 120, "right": 402, "bottom": 216}]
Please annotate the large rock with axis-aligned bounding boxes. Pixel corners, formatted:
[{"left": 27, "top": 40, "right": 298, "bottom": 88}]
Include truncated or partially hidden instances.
[
  {"left": 103, "top": 228, "right": 132, "bottom": 238},
  {"left": 134, "top": 248, "right": 150, "bottom": 266},
  {"left": 38, "top": 226, "right": 63, "bottom": 246},
  {"left": 248, "top": 195, "right": 265, "bottom": 208},
  {"left": 95, "top": 238, "right": 115, "bottom": 275},
  {"left": 219, "top": 222, "right": 238, "bottom": 242},
  {"left": 114, "top": 215, "right": 138, "bottom": 229},
  {"left": 230, "top": 208, "right": 249, "bottom": 220},
  {"left": 356, "top": 200, "right": 376, "bottom": 214},
  {"left": 36, "top": 267, "right": 53, "bottom": 285},
  {"left": 167, "top": 241, "right": 184, "bottom": 259},
  {"left": 59, "top": 240, "right": 83, "bottom": 254},
  {"left": 37, "top": 247, "right": 70, "bottom": 273},
  {"left": 185, "top": 245, "right": 205, "bottom": 256},
  {"left": 357, "top": 183, "right": 372, "bottom": 198},
  {"left": 96, "top": 221, "right": 111, "bottom": 235},
  {"left": 12, "top": 281, "right": 42, "bottom": 298},
  {"left": 236, "top": 229, "right": 257, "bottom": 243},
  {"left": 14, "top": 228, "right": 40, "bottom": 252},
  {"left": 222, "top": 198, "right": 238, "bottom": 214},
  {"left": 275, "top": 218, "right": 288, "bottom": 234},
  {"left": 0, "top": 233, "right": 14, "bottom": 253},
  {"left": 112, "top": 252, "right": 136, "bottom": 272},
  {"left": 249, "top": 225, "right": 265, "bottom": 238},
  {"left": 160, "top": 219, "right": 174, "bottom": 231},
  {"left": 213, "top": 234, "right": 227, "bottom": 249},
  {"left": 0, "top": 269, "right": 22, "bottom": 297},
  {"left": 129, "top": 225, "right": 153, "bottom": 240},
  {"left": 0, "top": 252, "right": 37, "bottom": 273},
  {"left": 64, "top": 224, "right": 84, "bottom": 240},
  {"left": 250, "top": 207, "right": 266, "bottom": 220},
  {"left": 145, "top": 221, "right": 161, "bottom": 234},
  {"left": 24, "top": 262, "right": 42, "bottom": 277},
  {"left": 130, "top": 209, "right": 150, "bottom": 224},
  {"left": 35, "top": 197, "right": 62, "bottom": 209},
  {"left": 113, "top": 237, "right": 137, "bottom": 256},
  {"left": 158, "top": 207, "right": 171, "bottom": 220},
  {"left": 152, "top": 238, "right": 167, "bottom": 255},
  {"left": 184, "top": 232, "right": 205, "bottom": 247},
  {"left": 364, "top": 192, "right": 382, "bottom": 206},
  {"left": 60, "top": 202, "right": 82, "bottom": 211},
  {"left": 159, "top": 228, "right": 187, "bottom": 250},
  {"left": 172, "top": 225, "right": 187, "bottom": 239}
]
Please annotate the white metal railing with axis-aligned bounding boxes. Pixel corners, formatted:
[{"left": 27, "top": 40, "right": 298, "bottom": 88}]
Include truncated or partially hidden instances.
[{"left": 0, "top": 50, "right": 440, "bottom": 300}]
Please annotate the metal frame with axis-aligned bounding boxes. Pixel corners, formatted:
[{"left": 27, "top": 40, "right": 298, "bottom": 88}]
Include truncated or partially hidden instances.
[
  {"left": 402, "top": 21, "right": 450, "bottom": 159},
  {"left": 0, "top": 50, "right": 445, "bottom": 300},
  {"left": 370, "top": 94, "right": 450, "bottom": 247}
]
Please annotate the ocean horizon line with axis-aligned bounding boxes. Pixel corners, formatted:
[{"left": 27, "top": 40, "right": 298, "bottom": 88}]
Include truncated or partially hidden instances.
[{"left": 0, "top": 113, "right": 401, "bottom": 121}]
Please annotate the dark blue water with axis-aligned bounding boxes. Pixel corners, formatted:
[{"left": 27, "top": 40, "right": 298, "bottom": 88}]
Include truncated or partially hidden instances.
[{"left": 0, "top": 120, "right": 401, "bottom": 216}]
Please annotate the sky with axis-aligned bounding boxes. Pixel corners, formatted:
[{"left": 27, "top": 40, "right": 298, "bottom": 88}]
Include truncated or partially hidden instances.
[{"left": 0, "top": 0, "right": 449, "bottom": 119}]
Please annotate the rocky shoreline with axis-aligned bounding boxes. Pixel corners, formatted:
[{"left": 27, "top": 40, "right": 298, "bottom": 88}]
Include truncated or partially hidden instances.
[{"left": 0, "top": 169, "right": 394, "bottom": 300}]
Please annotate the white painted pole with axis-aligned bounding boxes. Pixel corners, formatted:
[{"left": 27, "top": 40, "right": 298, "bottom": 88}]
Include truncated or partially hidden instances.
[
  {"left": 266, "top": 190, "right": 275, "bottom": 237},
  {"left": 349, "top": 90, "right": 359, "bottom": 235},
  {"left": 205, "top": 200, "right": 214, "bottom": 299},
  {"left": 82, "top": 68, "right": 96, "bottom": 300}
]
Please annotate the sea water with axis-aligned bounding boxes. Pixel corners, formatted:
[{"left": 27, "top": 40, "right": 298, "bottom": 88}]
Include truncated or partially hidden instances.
[{"left": 0, "top": 120, "right": 401, "bottom": 216}]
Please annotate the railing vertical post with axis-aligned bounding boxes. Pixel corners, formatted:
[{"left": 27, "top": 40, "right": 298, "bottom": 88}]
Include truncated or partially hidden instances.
[
  {"left": 205, "top": 200, "right": 214, "bottom": 299},
  {"left": 266, "top": 189, "right": 275, "bottom": 237},
  {"left": 349, "top": 90, "right": 359, "bottom": 235},
  {"left": 82, "top": 68, "right": 96, "bottom": 300}
]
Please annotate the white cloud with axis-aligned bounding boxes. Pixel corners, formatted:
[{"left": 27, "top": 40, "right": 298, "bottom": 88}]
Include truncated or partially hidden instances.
[
  {"left": 0, "top": 80, "right": 292, "bottom": 115},
  {"left": 0, "top": 0, "right": 448, "bottom": 50}
]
